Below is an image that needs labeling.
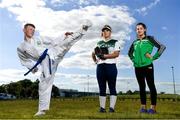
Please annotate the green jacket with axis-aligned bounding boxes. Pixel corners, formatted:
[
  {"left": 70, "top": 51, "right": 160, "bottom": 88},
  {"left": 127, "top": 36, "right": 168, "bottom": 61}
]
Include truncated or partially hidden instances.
[{"left": 128, "top": 36, "right": 166, "bottom": 67}]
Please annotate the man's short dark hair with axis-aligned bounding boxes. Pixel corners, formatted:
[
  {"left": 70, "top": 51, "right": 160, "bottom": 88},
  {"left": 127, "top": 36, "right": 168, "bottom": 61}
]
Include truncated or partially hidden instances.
[{"left": 24, "top": 23, "right": 35, "bottom": 29}]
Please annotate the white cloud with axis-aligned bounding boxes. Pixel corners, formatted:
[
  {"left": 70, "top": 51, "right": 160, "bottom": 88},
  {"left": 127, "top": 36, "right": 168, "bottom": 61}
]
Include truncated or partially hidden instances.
[
  {"left": 136, "top": 0, "right": 160, "bottom": 16},
  {"left": 117, "top": 55, "right": 133, "bottom": 69},
  {"left": 0, "top": 1, "right": 135, "bottom": 70},
  {"left": 78, "top": 0, "right": 98, "bottom": 6},
  {"left": 156, "top": 81, "right": 180, "bottom": 94},
  {"left": 162, "top": 26, "right": 167, "bottom": 30},
  {"left": 0, "top": 0, "right": 46, "bottom": 8},
  {"left": 50, "top": 0, "right": 68, "bottom": 7},
  {"left": 50, "top": 0, "right": 98, "bottom": 7},
  {"left": 156, "top": 81, "right": 180, "bottom": 86},
  {"left": 59, "top": 52, "right": 132, "bottom": 70},
  {"left": 0, "top": 68, "right": 39, "bottom": 85},
  {"left": 59, "top": 51, "right": 95, "bottom": 69}
]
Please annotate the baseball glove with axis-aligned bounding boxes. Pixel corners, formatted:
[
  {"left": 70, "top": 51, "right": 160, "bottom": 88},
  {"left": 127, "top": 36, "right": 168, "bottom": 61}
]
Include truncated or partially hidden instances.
[{"left": 94, "top": 47, "right": 108, "bottom": 60}]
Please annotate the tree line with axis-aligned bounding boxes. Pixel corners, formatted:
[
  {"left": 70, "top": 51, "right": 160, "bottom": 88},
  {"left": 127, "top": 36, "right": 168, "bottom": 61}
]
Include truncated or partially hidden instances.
[{"left": 0, "top": 79, "right": 60, "bottom": 99}]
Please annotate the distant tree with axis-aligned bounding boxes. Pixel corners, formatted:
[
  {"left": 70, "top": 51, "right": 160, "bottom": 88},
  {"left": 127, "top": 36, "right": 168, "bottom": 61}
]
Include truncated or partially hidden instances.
[
  {"left": 52, "top": 85, "right": 60, "bottom": 97},
  {"left": 133, "top": 90, "right": 140, "bottom": 94},
  {"left": 0, "top": 85, "right": 6, "bottom": 93},
  {"left": 30, "top": 80, "right": 39, "bottom": 98},
  {"left": 160, "top": 92, "right": 165, "bottom": 94},
  {"left": 0, "top": 79, "right": 60, "bottom": 99},
  {"left": 126, "top": 90, "right": 133, "bottom": 95},
  {"left": 118, "top": 91, "right": 123, "bottom": 95}
]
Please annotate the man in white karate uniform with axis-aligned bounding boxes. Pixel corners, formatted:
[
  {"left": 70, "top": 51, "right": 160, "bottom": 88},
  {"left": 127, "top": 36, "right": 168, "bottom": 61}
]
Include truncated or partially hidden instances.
[{"left": 17, "top": 20, "right": 92, "bottom": 116}]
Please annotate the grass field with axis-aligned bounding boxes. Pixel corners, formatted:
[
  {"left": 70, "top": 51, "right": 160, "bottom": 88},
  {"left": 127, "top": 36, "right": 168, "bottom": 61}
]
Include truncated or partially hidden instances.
[{"left": 0, "top": 95, "right": 180, "bottom": 119}]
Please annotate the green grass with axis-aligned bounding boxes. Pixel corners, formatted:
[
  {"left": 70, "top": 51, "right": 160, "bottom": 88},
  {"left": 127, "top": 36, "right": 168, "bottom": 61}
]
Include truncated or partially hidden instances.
[{"left": 0, "top": 96, "right": 180, "bottom": 119}]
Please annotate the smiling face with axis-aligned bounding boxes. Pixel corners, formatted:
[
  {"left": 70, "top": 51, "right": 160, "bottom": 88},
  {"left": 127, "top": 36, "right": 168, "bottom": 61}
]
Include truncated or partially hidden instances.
[
  {"left": 102, "top": 29, "right": 111, "bottom": 40},
  {"left": 136, "top": 24, "right": 146, "bottom": 38}
]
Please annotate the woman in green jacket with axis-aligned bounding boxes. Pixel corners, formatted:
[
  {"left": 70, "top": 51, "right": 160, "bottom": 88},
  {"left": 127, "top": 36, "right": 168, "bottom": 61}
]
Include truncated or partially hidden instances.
[{"left": 128, "top": 22, "right": 166, "bottom": 114}]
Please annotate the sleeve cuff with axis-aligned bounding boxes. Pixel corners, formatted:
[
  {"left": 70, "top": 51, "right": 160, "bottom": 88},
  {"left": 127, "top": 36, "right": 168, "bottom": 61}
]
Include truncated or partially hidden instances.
[{"left": 153, "top": 52, "right": 160, "bottom": 60}]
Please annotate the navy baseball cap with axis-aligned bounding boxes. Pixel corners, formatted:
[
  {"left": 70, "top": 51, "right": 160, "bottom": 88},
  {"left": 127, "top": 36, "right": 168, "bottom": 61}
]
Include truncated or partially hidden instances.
[{"left": 102, "top": 25, "right": 112, "bottom": 31}]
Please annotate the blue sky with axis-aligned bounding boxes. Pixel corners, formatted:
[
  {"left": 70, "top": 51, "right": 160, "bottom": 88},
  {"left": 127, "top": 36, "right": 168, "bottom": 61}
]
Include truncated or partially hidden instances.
[{"left": 0, "top": 0, "right": 180, "bottom": 94}]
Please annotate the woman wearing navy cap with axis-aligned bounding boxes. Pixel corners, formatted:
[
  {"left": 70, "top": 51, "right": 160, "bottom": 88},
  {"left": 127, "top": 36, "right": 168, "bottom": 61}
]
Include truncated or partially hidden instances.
[{"left": 92, "top": 25, "right": 120, "bottom": 113}]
